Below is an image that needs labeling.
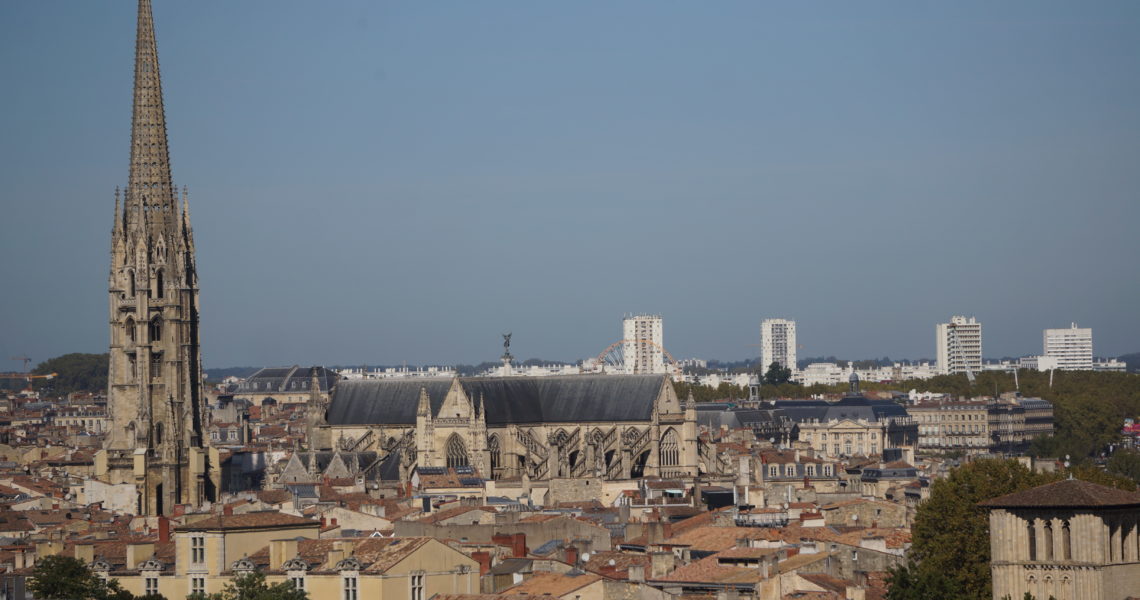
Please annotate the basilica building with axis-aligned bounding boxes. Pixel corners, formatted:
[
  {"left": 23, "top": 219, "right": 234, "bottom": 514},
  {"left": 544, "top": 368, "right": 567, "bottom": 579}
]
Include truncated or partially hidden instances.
[{"left": 308, "top": 374, "right": 707, "bottom": 484}]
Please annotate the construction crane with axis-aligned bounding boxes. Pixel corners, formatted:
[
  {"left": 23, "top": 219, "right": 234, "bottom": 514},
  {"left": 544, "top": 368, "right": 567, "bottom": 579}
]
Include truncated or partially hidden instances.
[
  {"left": 9, "top": 355, "right": 31, "bottom": 373},
  {"left": 0, "top": 372, "right": 57, "bottom": 392}
]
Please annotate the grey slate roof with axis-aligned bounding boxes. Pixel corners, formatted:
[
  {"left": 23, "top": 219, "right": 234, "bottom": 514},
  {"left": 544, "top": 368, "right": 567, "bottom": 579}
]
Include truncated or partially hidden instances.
[
  {"left": 239, "top": 365, "right": 339, "bottom": 393},
  {"left": 696, "top": 405, "right": 788, "bottom": 430},
  {"left": 326, "top": 374, "right": 666, "bottom": 426},
  {"left": 775, "top": 395, "right": 909, "bottom": 423}
]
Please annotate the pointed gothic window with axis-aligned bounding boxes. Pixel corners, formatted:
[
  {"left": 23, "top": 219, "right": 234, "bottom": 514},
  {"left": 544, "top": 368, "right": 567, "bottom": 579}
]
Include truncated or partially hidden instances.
[
  {"left": 446, "top": 434, "right": 468, "bottom": 468},
  {"left": 149, "top": 317, "right": 162, "bottom": 343},
  {"left": 1044, "top": 520, "right": 1054, "bottom": 560},
  {"left": 125, "top": 317, "right": 136, "bottom": 344},
  {"left": 155, "top": 269, "right": 164, "bottom": 299},
  {"left": 660, "top": 429, "right": 680, "bottom": 467},
  {"left": 488, "top": 435, "right": 501, "bottom": 474},
  {"left": 129, "top": 270, "right": 136, "bottom": 297},
  {"left": 149, "top": 352, "right": 162, "bottom": 379}
]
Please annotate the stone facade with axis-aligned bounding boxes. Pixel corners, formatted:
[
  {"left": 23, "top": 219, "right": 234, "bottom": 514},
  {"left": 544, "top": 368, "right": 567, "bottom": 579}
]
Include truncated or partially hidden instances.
[
  {"left": 97, "top": 0, "right": 214, "bottom": 516},
  {"left": 983, "top": 479, "right": 1140, "bottom": 600}
]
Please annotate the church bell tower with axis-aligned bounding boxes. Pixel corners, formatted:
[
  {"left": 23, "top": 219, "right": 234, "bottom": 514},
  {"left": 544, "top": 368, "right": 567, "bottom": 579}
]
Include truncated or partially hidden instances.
[{"left": 102, "top": 0, "right": 212, "bottom": 516}]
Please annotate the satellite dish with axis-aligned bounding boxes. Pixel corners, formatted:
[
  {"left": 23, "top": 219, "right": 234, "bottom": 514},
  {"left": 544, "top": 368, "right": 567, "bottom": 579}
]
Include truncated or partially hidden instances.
[
  {"left": 581, "top": 553, "right": 590, "bottom": 563},
  {"left": 608, "top": 559, "right": 616, "bottom": 566}
]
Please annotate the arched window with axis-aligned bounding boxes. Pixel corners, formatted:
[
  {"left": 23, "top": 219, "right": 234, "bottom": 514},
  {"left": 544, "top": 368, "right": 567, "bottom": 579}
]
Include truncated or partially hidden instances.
[
  {"left": 155, "top": 422, "right": 164, "bottom": 446},
  {"left": 488, "top": 435, "right": 501, "bottom": 474},
  {"left": 125, "top": 317, "right": 136, "bottom": 344},
  {"left": 155, "top": 269, "right": 164, "bottom": 299},
  {"left": 660, "top": 429, "right": 679, "bottom": 467},
  {"left": 1062, "top": 520, "right": 1071, "bottom": 560},
  {"left": 1027, "top": 520, "right": 1037, "bottom": 561},
  {"left": 128, "top": 270, "right": 136, "bottom": 297},
  {"left": 149, "top": 317, "right": 162, "bottom": 343},
  {"left": 149, "top": 352, "right": 162, "bottom": 379},
  {"left": 1044, "top": 521, "right": 1054, "bottom": 560},
  {"left": 446, "top": 434, "right": 468, "bottom": 468}
]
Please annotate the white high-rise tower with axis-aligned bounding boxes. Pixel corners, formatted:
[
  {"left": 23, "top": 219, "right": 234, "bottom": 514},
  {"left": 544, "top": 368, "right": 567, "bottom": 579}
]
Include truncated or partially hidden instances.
[
  {"left": 936, "top": 316, "right": 983, "bottom": 375},
  {"left": 761, "top": 319, "right": 797, "bottom": 373},
  {"left": 622, "top": 314, "right": 665, "bottom": 374},
  {"left": 1043, "top": 324, "right": 1093, "bottom": 370}
]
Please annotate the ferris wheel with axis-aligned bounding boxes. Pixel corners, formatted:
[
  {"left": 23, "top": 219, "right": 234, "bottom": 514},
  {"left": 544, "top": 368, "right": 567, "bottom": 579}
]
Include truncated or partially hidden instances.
[{"left": 590, "top": 338, "right": 682, "bottom": 376}]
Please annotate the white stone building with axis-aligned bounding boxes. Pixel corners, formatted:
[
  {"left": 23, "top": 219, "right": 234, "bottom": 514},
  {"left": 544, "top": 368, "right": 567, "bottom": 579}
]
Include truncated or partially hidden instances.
[{"left": 795, "top": 363, "right": 846, "bottom": 386}]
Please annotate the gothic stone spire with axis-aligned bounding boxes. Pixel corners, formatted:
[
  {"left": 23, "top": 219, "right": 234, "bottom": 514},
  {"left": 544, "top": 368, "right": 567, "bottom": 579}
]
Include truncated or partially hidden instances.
[
  {"left": 126, "top": 0, "right": 176, "bottom": 233},
  {"left": 104, "top": 0, "right": 210, "bottom": 517}
]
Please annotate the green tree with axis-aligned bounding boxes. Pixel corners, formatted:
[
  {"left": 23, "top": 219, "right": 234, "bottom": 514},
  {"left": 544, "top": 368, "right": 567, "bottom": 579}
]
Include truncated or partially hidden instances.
[
  {"left": 28, "top": 555, "right": 141, "bottom": 600},
  {"left": 889, "top": 459, "right": 1056, "bottom": 600},
  {"left": 671, "top": 381, "right": 748, "bottom": 403},
  {"left": 762, "top": 362, "right": 792, "bottom": 386},
  {"left": 1107, "top": 449, "right": 1140, "bottom": 483},
  {"left": 31, "top": 353, "right": 109, "bottom": 395},
  {"left": 200, "top": 572, "right": 308, "bottom": 600}
]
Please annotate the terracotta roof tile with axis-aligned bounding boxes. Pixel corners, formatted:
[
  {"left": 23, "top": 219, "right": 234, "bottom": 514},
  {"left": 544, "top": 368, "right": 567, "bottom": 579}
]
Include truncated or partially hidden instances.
[
  {"left": 502, "top": 571, "right": 602, "bottom": 595},
  {"left": 176, "top": 511, "right": 317, "bottom": 531},
  {"left": 980, "top": 479, "right": 1140, "bottom": 509},
  {"left": 656, "top": 554, "right": 762, "bottom": 584}
]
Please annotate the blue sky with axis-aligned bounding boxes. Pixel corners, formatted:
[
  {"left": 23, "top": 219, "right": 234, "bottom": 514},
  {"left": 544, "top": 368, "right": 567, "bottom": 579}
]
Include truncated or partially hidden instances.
[{"left": 1, "top": 1, "right": 1138, "bottom": 368}]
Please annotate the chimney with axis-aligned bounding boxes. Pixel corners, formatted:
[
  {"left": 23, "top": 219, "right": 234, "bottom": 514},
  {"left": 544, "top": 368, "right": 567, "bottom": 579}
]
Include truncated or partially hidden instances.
[
  {"left": 511, "top": 533, "right": 527, "bottom": 558},
  {"left": 125, "top": 542, "right": 155, "bottom": 569},
  {"left": 564, "top": 545, "right": 578, "bottom": 566},
  {"left": 326, "top": 549, "right": 344, "bottom": 568},
  {"left": 470, "top": 551, "right": 492, "bottom": 576},
  {"left": 14, "top": 550, "right": 24, "bottom": 570},
  {"left": 74, "top": 544, "right": 95, "bottom": 565},
  {"left": 320, "top": 517, "right": 327, "bottom": 528},
  {"left": 649, "top": 551, "right": 674, "bottom": 578},
  {"left": 223, "top": 504, "right": 234, "bottom": 516},
  {"left": 627, "top": 564, "right": 645, "bottom": 582},
  {"left": 335, "top": 540, "right": 354, "bottom": 556},
  {"left": 330, "top": 518, "right": 338, "bottom": 527},
  {"left": 173, "top": 504, "right": 187, "bottom": 517},
  {"left": 270, "top": 539, "right": 299, "bottom": 570},
  {"left": 647, "top": 522, "right": 663, "bottom": 545},
  {"left": 158, "top": 517, "right": 171, "bottom": 543},
  {"left": 35, "top": 541, "right": 62, "bottom": 559}
]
